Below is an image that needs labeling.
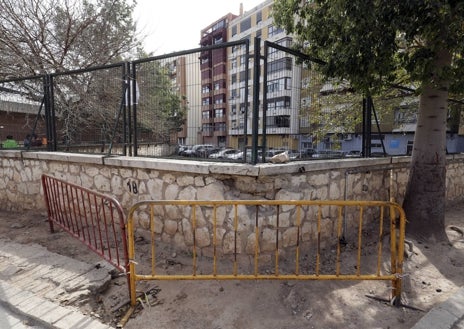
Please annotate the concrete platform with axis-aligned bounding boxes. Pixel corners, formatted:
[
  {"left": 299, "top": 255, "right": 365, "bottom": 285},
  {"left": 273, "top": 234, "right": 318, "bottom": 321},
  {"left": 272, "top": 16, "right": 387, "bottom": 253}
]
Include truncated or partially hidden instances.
[{"left": 0, "top": 239, "right": 114, "bottom": 329}]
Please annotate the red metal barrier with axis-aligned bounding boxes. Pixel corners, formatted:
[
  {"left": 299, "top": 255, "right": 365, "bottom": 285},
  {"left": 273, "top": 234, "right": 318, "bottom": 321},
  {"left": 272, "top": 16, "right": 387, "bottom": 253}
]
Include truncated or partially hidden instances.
[{"left": 41, "top": 174, "right": 129, "bottom": 276}]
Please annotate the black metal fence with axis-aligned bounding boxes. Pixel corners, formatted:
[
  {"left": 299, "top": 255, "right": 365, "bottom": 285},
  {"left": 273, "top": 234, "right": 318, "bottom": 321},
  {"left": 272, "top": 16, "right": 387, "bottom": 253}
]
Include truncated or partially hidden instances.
[{"left": 1, "top": 38, "right": 457, "bottom": 162}]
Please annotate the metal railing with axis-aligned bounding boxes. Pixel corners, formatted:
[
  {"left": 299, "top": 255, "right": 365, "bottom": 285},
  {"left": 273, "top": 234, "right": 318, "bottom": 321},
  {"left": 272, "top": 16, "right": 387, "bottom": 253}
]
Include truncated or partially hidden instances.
[
  {"left": 41, "top": 174, "right": 129, "bottom": 276},
  {"left": 126, "top": 200, "right": 406, "bottom": 309}
]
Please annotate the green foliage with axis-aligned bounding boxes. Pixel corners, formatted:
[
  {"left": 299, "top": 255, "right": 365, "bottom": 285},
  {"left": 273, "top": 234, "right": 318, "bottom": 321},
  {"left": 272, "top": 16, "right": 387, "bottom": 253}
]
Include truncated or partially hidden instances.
[
  {"left": 136, "top": 61, "right": 187, "bottom": 143},
  {"left": 273, "top": 0, "right": 464, "bottom": 95},
  {"left": 274, "top": 0, "right": 464, "bottom": 238}
]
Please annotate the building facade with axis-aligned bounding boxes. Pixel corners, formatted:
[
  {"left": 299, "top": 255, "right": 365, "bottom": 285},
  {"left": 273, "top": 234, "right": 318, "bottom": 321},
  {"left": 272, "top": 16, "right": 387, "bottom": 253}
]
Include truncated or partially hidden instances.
[
  {"left": 227, "top": 0, "right": 303, "bottom": 151},
  {"left": 200, "top": 13, "right": 238, "bottom": 147},
  {"left": 169, "top": 55, "right": 202, "bottom": 146}
]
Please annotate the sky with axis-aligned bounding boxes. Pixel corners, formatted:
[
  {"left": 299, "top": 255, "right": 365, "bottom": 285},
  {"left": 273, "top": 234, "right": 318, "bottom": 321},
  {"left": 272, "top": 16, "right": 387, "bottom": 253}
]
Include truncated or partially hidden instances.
[{"left": 133, "top": 0, "right": 266, "bottom": 55}]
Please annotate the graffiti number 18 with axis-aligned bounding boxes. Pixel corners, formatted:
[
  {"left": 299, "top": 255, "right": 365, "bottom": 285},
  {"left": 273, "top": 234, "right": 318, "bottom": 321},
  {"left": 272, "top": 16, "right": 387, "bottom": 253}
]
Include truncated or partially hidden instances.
[{"left": 127, "top": 180, "right": 138, "bottom": 194}]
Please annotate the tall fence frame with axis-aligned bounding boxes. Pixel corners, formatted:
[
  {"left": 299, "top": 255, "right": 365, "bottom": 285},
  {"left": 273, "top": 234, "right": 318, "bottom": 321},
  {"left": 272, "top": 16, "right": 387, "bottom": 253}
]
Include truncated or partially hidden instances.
[{"left": 2, "top": 37, "right": 457, "bottom": 160}]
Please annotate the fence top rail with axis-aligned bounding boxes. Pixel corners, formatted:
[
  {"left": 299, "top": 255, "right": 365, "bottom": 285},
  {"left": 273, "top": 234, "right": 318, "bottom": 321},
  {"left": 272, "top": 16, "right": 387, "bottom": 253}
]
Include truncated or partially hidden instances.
[
  {"left": 132, "top": 39, "right": 250, "bottom": 65},
  {"left": 0, "top": 75, "right": 45, "bottom": 84},
  {"left": 50, "top": 62, "right": 126, "bottom": 78},
  {"left": 128, "top": 199, "right": 405, "bottom": 215}
]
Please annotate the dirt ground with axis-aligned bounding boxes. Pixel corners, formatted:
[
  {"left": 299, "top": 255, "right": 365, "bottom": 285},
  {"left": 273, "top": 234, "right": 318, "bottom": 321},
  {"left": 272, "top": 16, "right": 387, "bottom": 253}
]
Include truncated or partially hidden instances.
[{"left": 0, "top": 203, "right": 463, "bottom": 329}]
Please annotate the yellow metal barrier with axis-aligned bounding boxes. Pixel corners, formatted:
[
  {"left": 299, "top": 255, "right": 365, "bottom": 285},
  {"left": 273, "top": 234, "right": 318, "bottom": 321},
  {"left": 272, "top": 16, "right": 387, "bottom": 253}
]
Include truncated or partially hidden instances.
[{"left": 125, "top": 200, "right": 405, "bottom": 311}]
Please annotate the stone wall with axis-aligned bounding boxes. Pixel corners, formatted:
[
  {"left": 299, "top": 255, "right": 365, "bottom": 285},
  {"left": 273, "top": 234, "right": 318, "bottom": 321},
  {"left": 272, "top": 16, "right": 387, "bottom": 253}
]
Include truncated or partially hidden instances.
[{"left": 2, "top": 150, "right": 464, "bottom": 256}]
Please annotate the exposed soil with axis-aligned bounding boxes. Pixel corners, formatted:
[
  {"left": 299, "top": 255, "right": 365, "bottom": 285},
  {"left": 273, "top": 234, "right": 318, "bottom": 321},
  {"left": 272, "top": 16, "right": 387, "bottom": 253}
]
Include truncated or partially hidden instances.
[{"left": 0, "top": 204, "right": 463, "bottom": 329}]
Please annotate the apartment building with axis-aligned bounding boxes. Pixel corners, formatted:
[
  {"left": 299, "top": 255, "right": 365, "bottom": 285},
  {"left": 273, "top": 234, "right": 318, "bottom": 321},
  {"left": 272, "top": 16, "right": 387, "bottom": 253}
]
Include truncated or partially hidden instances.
[
  {"left": 167, "top": 55, "right": 202, "bottom": 146},
  {"left": 199, "top": 13, "right": 237, "bottom": 147},
  {"left": 227, "top": 0, "right": 304, "bottom": 151}
]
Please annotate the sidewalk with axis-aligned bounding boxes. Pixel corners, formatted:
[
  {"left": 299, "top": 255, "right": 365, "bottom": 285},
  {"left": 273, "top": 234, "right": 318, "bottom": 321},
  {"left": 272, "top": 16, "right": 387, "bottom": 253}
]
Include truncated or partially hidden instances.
[
  {"left": 0, "top": 216, "right": 463, "bottom": 329},
  {"left": 410, "top": 287, "right": 464, "bottom": 329},
  {"left": 0, "top": 239, "right": 114, "bottom": 329}
]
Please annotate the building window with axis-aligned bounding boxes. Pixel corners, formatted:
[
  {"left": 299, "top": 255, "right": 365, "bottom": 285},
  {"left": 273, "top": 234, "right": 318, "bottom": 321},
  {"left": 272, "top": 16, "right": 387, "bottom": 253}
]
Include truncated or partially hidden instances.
[
  {"left": 239, "top": 70, "right": 251, "bottom": 82},
  {"left": 214, "top": 80, "right": 225, "bottom": 90},
  {"left": 231, "top": 25, "right": 237, "bottom": 37},
  {"left": 202, "top": 111, "right": 210, "bottom": 119},
  {"left": 240, "top": 102, "right": 250, "bottom": 114},
  {"left": 231, "top": 74, "right": 237, "bottom": 84},
  {"left": 268, "top": 25, "right": 284, "bottom": 37},
  {"left": 267, "top": 77, "right": 292, "bottom": 93},
  {"left": 256, "top": 29, "right": 262, "bottom": 39},
  {"left": 202, "top": 85, "right": 211, "bottom": 93},
  {"left": 214, "top": 95, "right": 224, "bottom": 104},
  {"left": 202, "top": 124, "right": 213, "bottom": 133},
  {"left": 231, "top": 59, "right": 237, "bottom": 70},
  {"left": 215, "top": 109, "right": 225, "bottom": 118},
  {"left": 266, "top": 115, "right": 290, "bottom": 128},
  {"left": 256, "top": 11, "right": 262, "bottom": 24},
  {"left": 267, "top": 96, "right": 291, "bottom": 110},
  {"left": 212, "top": 19, "right": 225, "bottom": 32},
  {"left": 240, "top": 17, "right": 251, "bottom": 33},
  {"left": 277, "top": 37, "right": 292, "bottom": 47},
  {"left": 268, "top": 57, "right": 292, "bottom": 74},
  {"left": 239, "top": 87, "right": 246, "bottom": 100},
  {"left": 215, "top": 122, "right": 226, "bottom": 131}
]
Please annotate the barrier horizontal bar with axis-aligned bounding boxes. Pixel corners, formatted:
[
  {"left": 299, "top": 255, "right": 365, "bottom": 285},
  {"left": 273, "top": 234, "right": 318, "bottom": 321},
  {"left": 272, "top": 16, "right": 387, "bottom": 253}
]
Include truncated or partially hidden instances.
[{"left": 134, "top": 274, "right": 397, "bottom": 281}]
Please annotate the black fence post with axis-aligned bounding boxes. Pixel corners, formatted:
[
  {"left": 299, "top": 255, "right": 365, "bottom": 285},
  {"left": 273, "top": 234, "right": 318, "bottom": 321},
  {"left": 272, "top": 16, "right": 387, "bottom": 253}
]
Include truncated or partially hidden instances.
[
  {"left": 242, "top": 39, "right": 250, "bottom": 161},
  {"left": 130, "top": 62, "right": 137, "bottom": 157},
  {"left": 262, "top": 41, "right": 269, "bottom": 164},
  {"left": 362, "top": 96, "right": 372, "bottom": 157},
  {"left": 44, "top": 74, "right": 57, "bottom": 151},
  {"left": 251, "top": 37, "right": 261, "bottom": 165}
]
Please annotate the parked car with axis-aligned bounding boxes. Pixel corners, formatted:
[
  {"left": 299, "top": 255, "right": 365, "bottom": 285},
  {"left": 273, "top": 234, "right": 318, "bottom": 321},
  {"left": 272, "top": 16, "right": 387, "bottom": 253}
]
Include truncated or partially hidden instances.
[
  {"left": 345, "top": 150, "right": 362, "bottom": 158},
  {"left": 178, "top": 145, "right": 193, "bottom": 156},
  {"left": 227, "top": 149, "right": 263, "bottom": 162},
  {"left": 287, "top": 150, "right": 302, "bottom": 160},
  {"left": 290, "top": 148, "right": 317, "bottom": 159},
  {"left": 312, "top": 150, "right": 345, "bottom": 159},
  {"left": 196, "top": 146, "right": 220, "bottom": 158},
  {"left": 183, "top": 144, "right": 214, "bottom": 157},
  {"left": 303, "top": 148, "right": 317, "bottom": 158},
  {"left": 264, "top": 149, "right": 286, "bottom": 162},
  {"left": 208, "top": 148, "right": 240, "bottom": 159}
]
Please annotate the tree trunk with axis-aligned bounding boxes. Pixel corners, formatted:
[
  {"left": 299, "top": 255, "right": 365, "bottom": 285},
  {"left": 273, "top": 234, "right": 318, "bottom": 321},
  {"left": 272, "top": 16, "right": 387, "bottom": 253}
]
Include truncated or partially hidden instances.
[{"left": 402, "top": 49, "right": 452, "bottom": 242}]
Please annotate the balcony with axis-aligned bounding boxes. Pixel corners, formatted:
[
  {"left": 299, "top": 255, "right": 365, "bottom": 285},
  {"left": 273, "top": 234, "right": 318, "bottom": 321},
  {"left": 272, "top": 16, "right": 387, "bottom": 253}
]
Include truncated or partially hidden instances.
[
  {"left": 202, "top": 117, "right": 213, "bottom": 124},
  {"left": 202, "top": 129, "right": 213, "bottom": 137},
  {"left": 214, "top": 103, "right": 226, "bottom": 109},
  {"left": 201, "top": 77, "right": 212, "bottom": 84},
  {"left": 213, "top": 73, "right": 227, "bottom": 81},
  {"left": 214, "top": 129, "right": 227, "bottom": 137},
  {"left": 213, "top": 88, "right": 227, "bottom": 96},
  {"left": 214, "top": 116, "right": 226, "bottom": 123},
  {"left": 202, "top": 104, "right": 213, "bottom": 111}
]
